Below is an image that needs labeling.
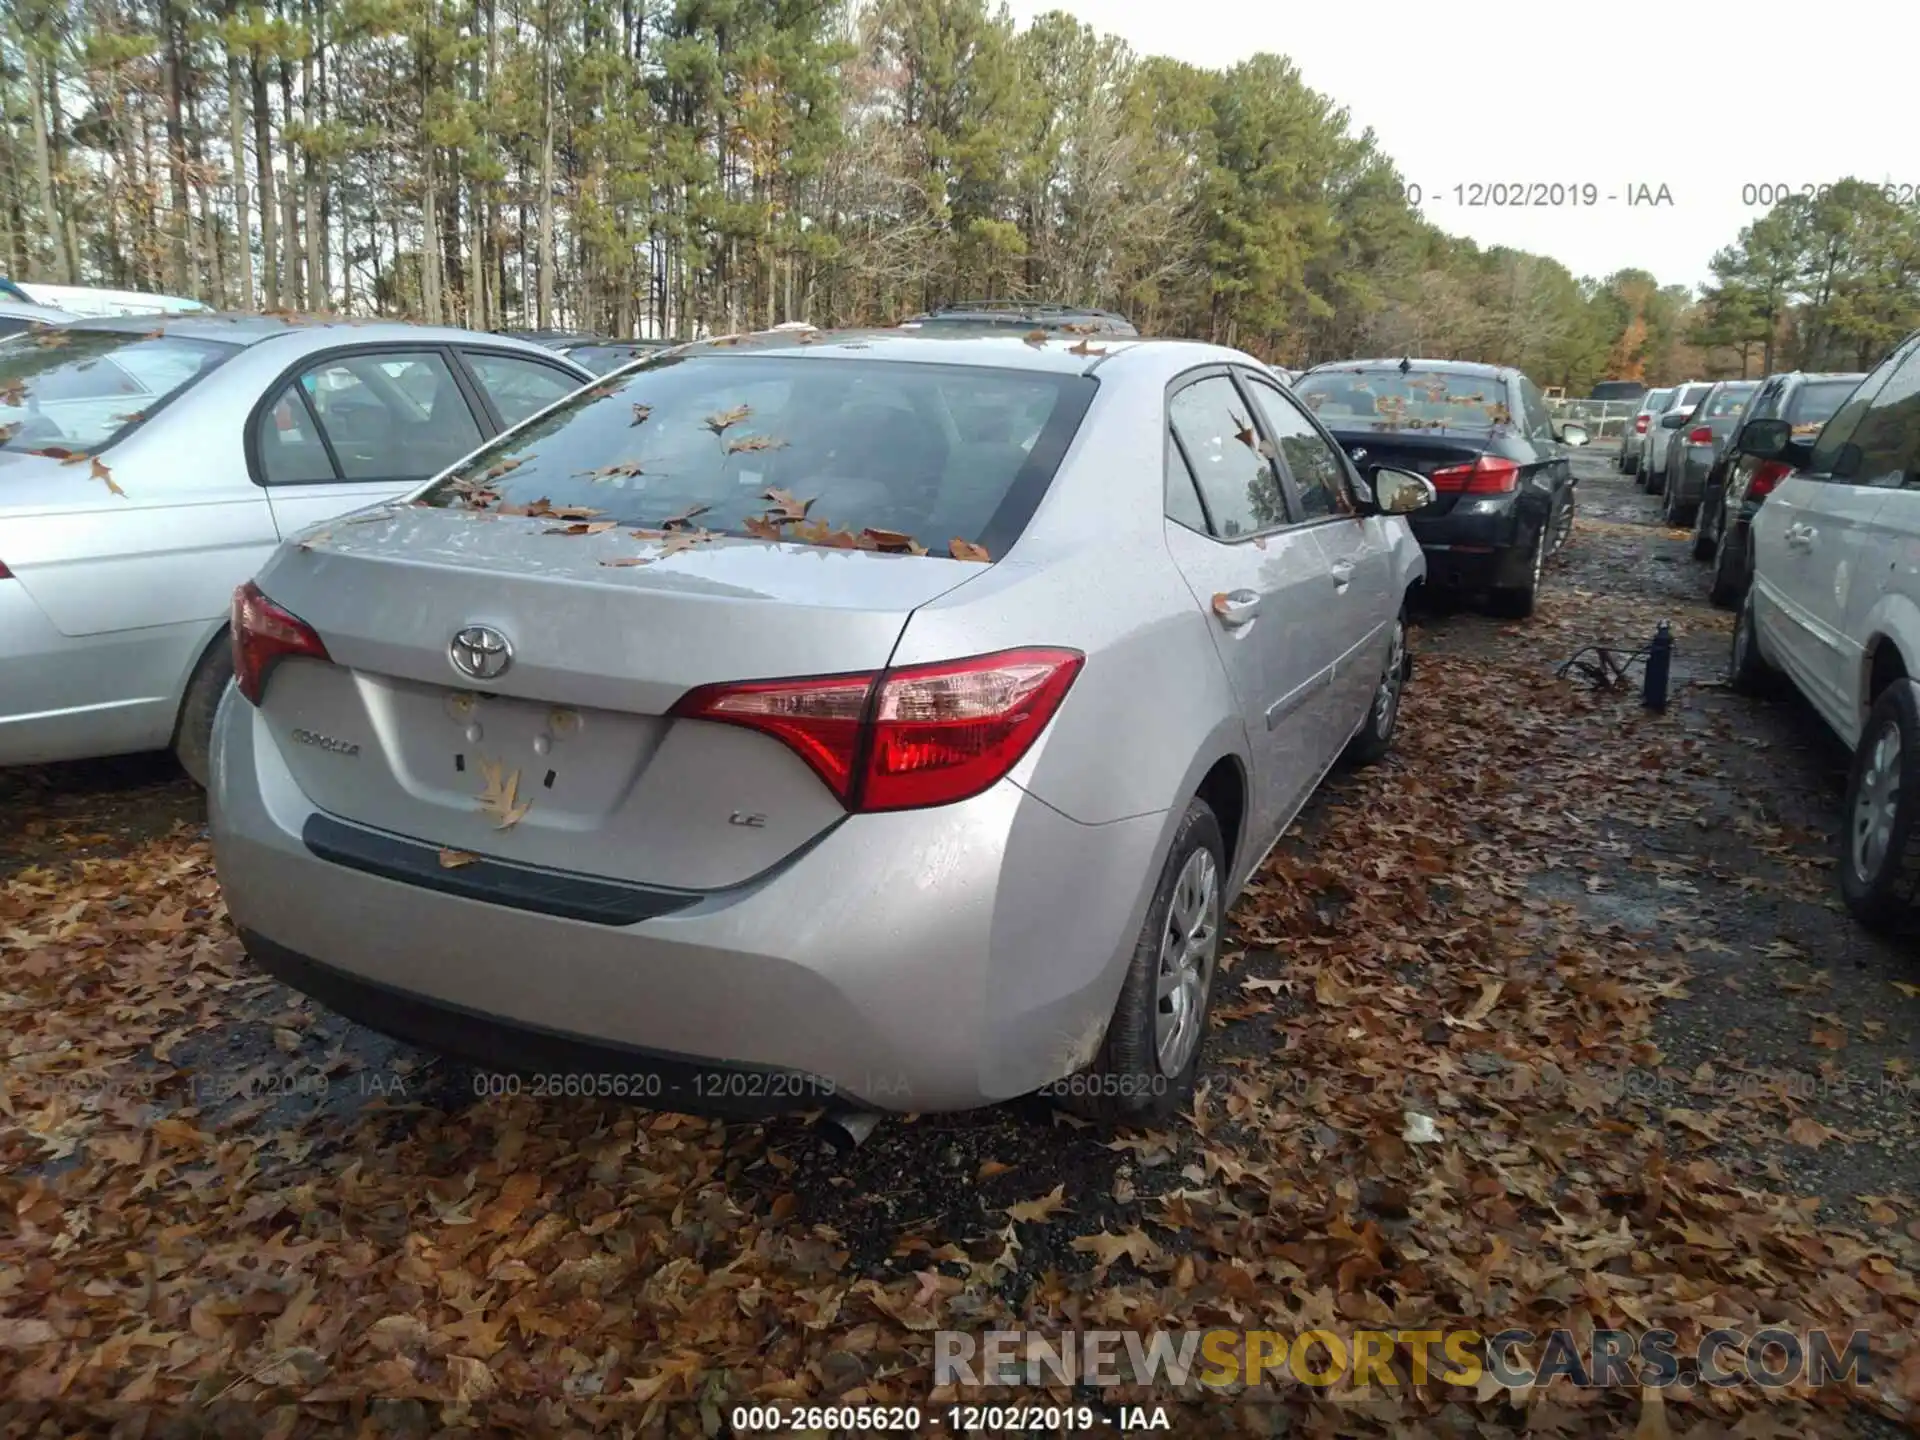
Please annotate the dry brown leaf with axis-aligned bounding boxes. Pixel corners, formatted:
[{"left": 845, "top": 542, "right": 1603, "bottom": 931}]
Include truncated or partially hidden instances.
[
  {"left": 1070, "top": 1229, "right": 1158, "bottom": 1269},
  {"left": 483, "top": 457, "right": 524, "bottom": 480},
  {"left": 743, "top": 514, "right": 788, "bottom": 541},
  {"left": 704, "top": 404, "right": 751, "bottom": 435},
  {"left": 660, "top": 503, "right": 711, "bottom": 530},
  {"left": 762, "top": 487, "right": 813, "bottom": 521},
  {"left": 438, "top": 849, "right": 480, "bottom": 869},
  {"left": 543, "top": 521, "right": 617, "bottom": 535},
  {"left": 630, "top": 403, "right": 652, "bottom": 426},
  {"left": 949, "top": 538, "right": 991, "bottom": 563},
  {"left": 581, "top": 461, "right": 643, "bottom": 481},
  {"left": 1005, "top": 1184, "right": 1069, "bottom": 1223},
  {"left": 861, "top": 527, "right": 924, "bottom": 554},
  {"left": 1067, "top": 338, "right": 1106, "bottom": 356},
  {"left": 474, "top": 760, "right": 532, "bottom": 830},
  {"left": 90, "top": 457, "right": 125, "bottom": 497},
  {"left": 1022, "top": 329, "right": 1048, "bottom": 348},
  {"left": 976, "top": 1159, "right": 1014, "bottom": 1181},
  {"left": 725, "top": 434, "right": 787, "bottom": 455},
  {"left": 599, "top": 556, "right": 652, "bottom": 567}
]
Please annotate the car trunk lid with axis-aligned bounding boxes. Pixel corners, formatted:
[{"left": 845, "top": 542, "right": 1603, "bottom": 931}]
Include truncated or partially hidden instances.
[
  {"left": 249, "top": 505, "right": 988, "bottom": 891},
  {"left": 1319, "top": 427, "right": 1498, "bottom": 517}
]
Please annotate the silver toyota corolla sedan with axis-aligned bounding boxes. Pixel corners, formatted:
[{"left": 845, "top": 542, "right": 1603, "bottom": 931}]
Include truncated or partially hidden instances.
[
  {"left": 209, "top": 331, "right": 1433, "bottom": 1122},
  {"left": 0, "top": 316, "right": 593, "bottom": 782}
]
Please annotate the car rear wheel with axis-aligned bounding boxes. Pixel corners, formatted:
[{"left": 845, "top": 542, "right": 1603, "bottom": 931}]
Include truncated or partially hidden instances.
[
  {"left": 1058, "top": 797, "right": 1224, "bottom": 1123},
  {"left": 1663, "top": 478, "right": 1696, "bottom": 529},
  {"left": 172, "top": 633, "right": 234, "bottom": 788},
  {"left": 1709, "top": 527, "right": 1746, "bottom": 609},
  {"left": 1550, "top": 493, "right": 1576, "bottom": 557},
  {"left": 1343, "top": 611, "right": 1409, "bottom": 767},
  {"left": 1840, "top": 681, "right": 1920, "bottom": 931},
  {"left": 1488, "top": 530, "right": 1543, "bottom": 619},
  {"left": 1728, "top": 589, "right": 1779, "bottom": 696},
  {"left": 1623, "top": 448, "right": 1639, "bottom": 476},
  {"left": 1691, "top": 495, "right": 1717, "bottom": 560}
]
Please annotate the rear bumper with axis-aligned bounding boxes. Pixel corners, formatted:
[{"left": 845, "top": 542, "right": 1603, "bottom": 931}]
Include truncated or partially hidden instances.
[
  {"left": 1409, "top": 505, "right": 1534, "bottom": 590},
  {"left": 209, "top": 692, "right": 1167, "bottom": 1114},
  {"left": 0, "top": 583, "right": 203, "bottom": 768}
]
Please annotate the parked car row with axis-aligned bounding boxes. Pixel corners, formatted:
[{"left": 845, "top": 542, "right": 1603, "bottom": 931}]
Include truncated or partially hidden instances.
[{"left": 1691, "top": 331, "right": 1920, "bottom": 929}]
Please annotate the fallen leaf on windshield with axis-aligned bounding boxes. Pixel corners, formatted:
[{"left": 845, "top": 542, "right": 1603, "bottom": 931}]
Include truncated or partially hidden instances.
[
  {"left": 950, "top": 539, "right": 991, "bottom": 563},
  {"left": 599, "top": 556, "right": 652, "bottom": 567},
  {"left": 438, "top": 849, "right": 480, "bottom": 869},
  {"left": 862, "top": 528, "right": 927, "bottom": 555},
  {"left": 762, "top": 488, "right": 813, "bottom": 521},
  {"left": 0, "top": 378, "right": 25, "bottom": 405},
  {"left": 1231, "top": 413, "right": 1257, "bottom": 450},
  {"left": 90, "top": 458, "right": 124, "bottom": 497},
  {"left": 630, "top": 404, "right": 652, "bottom": 426},
  {"left": 584, "top": 382, "right": 624, "bottom": 401},
  {"left": 704, "top": 404, "right": 752, "bottom": 435},
  {"left": 483, "top": 458, "right": 525, "bottom": 480},
  {"left": 543, "top": 521, "right": 617, "bottom": 535},
  {"left": 743, "top": 515, "right": 788, "bottom": 540},
  {"left": 0, "top": 423, "right": 16, "bottom": 444},
  {"left": 474, "top": 760, "right": 531, "bottom": 830},
  {"left": 581, "top": 461, "right": 643, "bottom": 480},
  {"left": 1067, "top": 338, "right": 1106, "bottom": 357},
  {"left": 546, "top": 504, "right": 603, "bottom": 520},
  {"left": 725, "top": 434, "right": 786, "bottom": 455},
  {"left": 660, "top": 503, "right": 711, "bottom": 530},
  {"left": 1022, "top": 329, "right": 1048, "bottom": 348},
  {"left": 657, "top": 528, "right": 721, "bottom": 557},
  {"left": 296, "top": 530, "right": 332, "bottom": 550}
]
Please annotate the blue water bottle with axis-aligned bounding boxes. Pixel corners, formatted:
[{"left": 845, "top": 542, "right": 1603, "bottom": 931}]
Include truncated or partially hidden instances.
[{"left": 1643, "top": 621, "right": 1672, "bottom": 711}]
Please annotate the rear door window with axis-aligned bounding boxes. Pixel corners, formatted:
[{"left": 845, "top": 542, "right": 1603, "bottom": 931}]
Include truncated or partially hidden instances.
[
  {"left": 297, "top": 350, "right": 484, "bottom": 482},
  {"left": 462, "top": 350, "right": 584, "bottom": 428},
  {"left": 1788, "top": 378, "right": 1865, "bottom": 435},
  {"left": 256, "top": 384, "right": 337, "bottom": 483},
  {"left": 1168, "top": 374, "right": 1288, "bottom": 538}
]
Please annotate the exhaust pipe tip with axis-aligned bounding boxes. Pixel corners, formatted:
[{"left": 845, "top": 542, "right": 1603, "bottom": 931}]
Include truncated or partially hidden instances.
[{"left": 817, "top": 1109, "right": 881, "bottom": 1151}]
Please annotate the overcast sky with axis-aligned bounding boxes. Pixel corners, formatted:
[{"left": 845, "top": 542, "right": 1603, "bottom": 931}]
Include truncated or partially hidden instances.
[{"left": 999, "top": 0, "right": 1912, "bottom": 293}]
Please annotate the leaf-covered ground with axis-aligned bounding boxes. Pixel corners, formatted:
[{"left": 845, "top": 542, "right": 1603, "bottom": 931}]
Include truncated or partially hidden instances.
[{"left": 2, "top": 452, "right": 1915, "bottom": 1438}]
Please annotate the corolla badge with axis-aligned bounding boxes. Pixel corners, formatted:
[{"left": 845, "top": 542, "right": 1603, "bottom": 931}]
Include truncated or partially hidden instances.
[
  {"left": 291, "top": 728, "right": 360, "bottom": 757},
  {"left": 450, "top": 625, "right": 513, "bottom": 681}
]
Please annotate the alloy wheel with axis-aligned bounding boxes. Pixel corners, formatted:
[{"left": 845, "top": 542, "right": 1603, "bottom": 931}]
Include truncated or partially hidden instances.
[
  {"left": 1372, "top": 619, "right": 1406, "bottom": 738},
  {"left": 1153, "top": 847, "right": 1220, "bottom": 1076},
  {"left": 1852, "top": 721, "right": 1902, "bottom": 882}
]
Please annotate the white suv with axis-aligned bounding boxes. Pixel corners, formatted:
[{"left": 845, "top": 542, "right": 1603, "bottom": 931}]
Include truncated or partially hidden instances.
[{"left": 1730, "top": 329, "right": 1920, "bottom": 927}]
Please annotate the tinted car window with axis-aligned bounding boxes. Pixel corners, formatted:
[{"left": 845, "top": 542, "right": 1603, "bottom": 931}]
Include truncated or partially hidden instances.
[
  {"left": 1168, "top": 375, "right": 1288, "bottom": 538},
  {"left": 0, "top": 330, "right": 238, "bottom": 454},
  {"left": 1833, "top": 347, "right": 1920, "bottom": 487},
  {"left": 256, "top": 384, "right": 336, "bottom": 483},
  {"left": 1745, "top": 379, "right": 1786, "bottom": 422},
  {"left": 1788, "top": 378, "right": 1864, "bottom": 434},
  {"left": 1243, "top": 374, "right": 1350, "bottom": 521},
  {"left": 1811, "top": 349, "right": 1904, "bottom": 476},
  {"left": 299, "top": 351, "right": 484, "bottom": 482},
  {"left": 420, "top": 354, "right": 1095, "bottom": 552},
  {"left": 1703, "top": 384, "right": 1757, "bottom": 418},
  {"left": 465, "top": 351, "right": 582, "bottom": 427},
  {"left": 1295, "top": 369, "right": 1512, "bottom": 430}
]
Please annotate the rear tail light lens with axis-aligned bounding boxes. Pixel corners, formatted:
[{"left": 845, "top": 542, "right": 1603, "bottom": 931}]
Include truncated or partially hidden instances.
[
  {"left": 1749, "top": 460, "right": 1793, "bottom": 500},
  {"left": 672, "top": 647, "right": 1085, "bottom": 812},
  {"left": 232, "top": 581, "right": 332, "bottom": 705},
  {"left": 1635, "top": 415, "right": 1650, "bottom": 434},
  {"left": 1428, "top": 455, "right": 1520, "bottom": 494},
  {"left": 0, "top": 559, "right": 11, "bottom": 579},
  {"left": 1688, "top": 426, "right": 1714, "bottom": 445}
]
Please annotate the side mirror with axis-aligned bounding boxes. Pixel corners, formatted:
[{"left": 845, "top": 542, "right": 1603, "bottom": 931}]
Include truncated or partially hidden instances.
[
  {"left": 1558, "top": 423, "right": 1590, "bottom": 447},
  {"left": 1373, "top": 466, "right": 1436, "bottom": 515},
  {"left": 1736, "top": 418, "right": 1792, "bottom": 461},
  {"left": 1659, "top": 412, "right": 1688, "bottom": 430}
]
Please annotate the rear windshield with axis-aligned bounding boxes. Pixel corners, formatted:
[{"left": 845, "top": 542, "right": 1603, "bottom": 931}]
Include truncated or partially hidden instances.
[
  {"left": 1703, "top": 384, "right": 1757, "bottom": 418},
  {"left": 1293, "top": 369, "right": 1512, "bottom": 429},
  {"left": 1787, "top": 379, "right": 1861, "bottom": 433},
  {"left": 0, "top": 328, "right": 239, "bottom": 454},
  {"left": 1641, "top": 389, "right": 1673, "bottom": 411},
  {"left": 419, "top": 352, "right": 1097, "bottom": 554},
  {"left": 1673, "top": 384, "right": 1711, "bottom": 410}
]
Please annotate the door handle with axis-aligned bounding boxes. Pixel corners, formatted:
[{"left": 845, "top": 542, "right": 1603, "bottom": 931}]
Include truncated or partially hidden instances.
[
  {"left": 1329, "top": 561, "right": 1355, "bottom": 590},
  {"left": 1211, "top": 589, "right": 1260, "bottom": 627}
]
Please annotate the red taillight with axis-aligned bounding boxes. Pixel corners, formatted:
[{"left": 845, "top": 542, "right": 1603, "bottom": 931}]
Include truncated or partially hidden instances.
[
  {"left": 1428, "top": 455, "right": 1520, "bottom": 494},
  {"left": 1688, "top": 426, "right": 1714, "bottom": 445},
  {"left": 0, "top": 559, "right": 11, "bottom": 579},
  {"left": 1749, "top": 460, "right": 1793, "bottom": 500},
  {"left": 231, "top": 580, "right": 331, "bottom": 705},
  {"left": 1635, "top": 415, "right": 1650, "bottom": 434},
  {"left": 671, "top": 647, "right": 1085, "bottom": 812}
]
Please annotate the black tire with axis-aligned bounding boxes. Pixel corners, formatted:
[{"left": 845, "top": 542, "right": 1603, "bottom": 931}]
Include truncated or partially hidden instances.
[
  {"left": 1058, "top": 798, "right": 1225, "bottom": 1123},
  {"left": 1646, "top": 459, "right": 1666, "bottom": 497},
  {"left": 172, "top": 632, "right": 234, "bottom": 788},
  {"left": 1840, "top": 681, "right": 1920, "bottom": 931},
  {"left": 1691, "top": 496, "right": 1716, "bottom": 561},
  {"left": 1708, "top": 526, "right": 1746, "bottom": 609},
  {"left": 1663, "top": 480, "right": 1696, "bottom": 529},
  {"left": 1487, "top": 529, "right": 1543, "bottom": 619},
  {"left": 1728, "top": 589, "right": 1779, "bottom": 696},
  {"left": 1624, "top": 450, "right": 1639, "bottom": 476},
  {"left": 1343, "top": 610, "right": 1409, "bottom": 767}
]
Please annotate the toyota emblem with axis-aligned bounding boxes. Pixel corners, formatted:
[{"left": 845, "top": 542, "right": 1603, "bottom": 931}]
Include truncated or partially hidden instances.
[{"left": 449, "top": 625, "right": 513, "bottom": 681}]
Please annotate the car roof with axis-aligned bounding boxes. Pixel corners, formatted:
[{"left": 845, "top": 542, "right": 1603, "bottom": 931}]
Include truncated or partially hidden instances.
[
  {"left": 53, "top": 311, "right": 589, "bottom": 361},
  {"left": 650, "top": 327, "right": 1252, "bottom": 377}
]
